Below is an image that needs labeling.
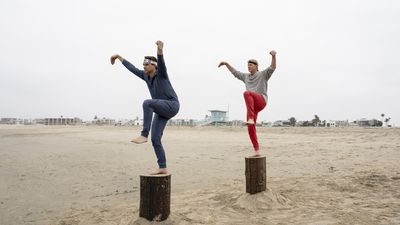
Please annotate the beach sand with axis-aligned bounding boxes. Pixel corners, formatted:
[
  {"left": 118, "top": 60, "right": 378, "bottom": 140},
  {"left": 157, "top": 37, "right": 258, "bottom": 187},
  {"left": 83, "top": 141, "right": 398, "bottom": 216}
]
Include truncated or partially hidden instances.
[{"left": 0, "top": 125, "right": 399, "bottom": 225}]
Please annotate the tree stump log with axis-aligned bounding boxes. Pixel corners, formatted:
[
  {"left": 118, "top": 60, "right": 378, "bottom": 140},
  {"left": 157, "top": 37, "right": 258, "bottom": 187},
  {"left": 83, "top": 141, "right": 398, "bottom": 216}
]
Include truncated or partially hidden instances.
[
  {"left": 139, "top": 174, "right": 171, "bottom": 221},
  {"left": 245, "top": 156, "right": 266, "bottom": 194}
]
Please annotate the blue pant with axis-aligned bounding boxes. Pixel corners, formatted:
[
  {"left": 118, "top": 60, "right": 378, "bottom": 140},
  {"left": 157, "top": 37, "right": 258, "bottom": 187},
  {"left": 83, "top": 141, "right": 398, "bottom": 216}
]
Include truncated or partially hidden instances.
[{"left": 141, "top": 99, "right": 179, "bottom": 168}]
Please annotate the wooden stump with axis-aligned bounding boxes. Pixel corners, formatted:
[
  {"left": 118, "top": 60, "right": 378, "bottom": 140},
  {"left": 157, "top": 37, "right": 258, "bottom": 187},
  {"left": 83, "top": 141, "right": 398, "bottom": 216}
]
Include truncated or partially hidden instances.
[
  {"left": 245, "top": 156, "right": 266, "bottom": 194},
  {"left": 139, "top": 174, "right": 171, "bottom": 221}
]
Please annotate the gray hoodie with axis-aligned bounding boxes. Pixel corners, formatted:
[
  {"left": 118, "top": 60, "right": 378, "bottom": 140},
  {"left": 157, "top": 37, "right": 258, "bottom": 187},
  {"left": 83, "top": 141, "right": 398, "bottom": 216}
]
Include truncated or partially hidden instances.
[{"left": 232, "top": 67, "right": 275, "bottom": 102}]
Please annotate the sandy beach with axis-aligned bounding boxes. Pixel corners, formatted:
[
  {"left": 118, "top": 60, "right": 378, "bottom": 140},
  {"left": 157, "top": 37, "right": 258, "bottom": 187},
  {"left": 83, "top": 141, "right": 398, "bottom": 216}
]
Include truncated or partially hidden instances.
[{"left": 0, "top": 125, "right": 399, "bottom": 225}]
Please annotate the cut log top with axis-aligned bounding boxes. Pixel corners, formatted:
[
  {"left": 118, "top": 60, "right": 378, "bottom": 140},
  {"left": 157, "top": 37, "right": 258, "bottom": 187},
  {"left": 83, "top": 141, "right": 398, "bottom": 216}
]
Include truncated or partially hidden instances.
[
  {"left": 140, "top": 174, "right": 171, "bottom": 178},
  {"left": 245, "top": 155, "right": 266, "bottom": 159}
]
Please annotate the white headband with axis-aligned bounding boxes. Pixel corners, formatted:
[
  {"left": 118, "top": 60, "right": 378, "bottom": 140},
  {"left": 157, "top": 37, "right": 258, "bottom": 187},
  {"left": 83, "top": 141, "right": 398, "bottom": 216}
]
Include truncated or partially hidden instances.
[{"left": 143, "top": 59, "right": 157, "bottom": 66}]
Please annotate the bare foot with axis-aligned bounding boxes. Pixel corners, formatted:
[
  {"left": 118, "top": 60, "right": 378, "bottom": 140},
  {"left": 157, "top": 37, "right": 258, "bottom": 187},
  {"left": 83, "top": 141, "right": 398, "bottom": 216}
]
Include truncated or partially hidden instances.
[
  {"left": 150, "top": 168, "right": 168, "bottom": 175},
  {"left": 246, "top": 118, "right": 255, "bottom": 125},
  {"left": 251, "top": 150, "right": 261, "bottom": 157},
  {"left": 130, "top": 136, "right": 148, "bottom": 144}
]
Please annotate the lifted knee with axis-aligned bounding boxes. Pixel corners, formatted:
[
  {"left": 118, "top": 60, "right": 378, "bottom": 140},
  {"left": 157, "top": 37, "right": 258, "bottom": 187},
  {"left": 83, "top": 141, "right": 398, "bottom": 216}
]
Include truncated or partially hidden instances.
[{"left": 243, "top": 91, "right": 252, "bottom": 97}]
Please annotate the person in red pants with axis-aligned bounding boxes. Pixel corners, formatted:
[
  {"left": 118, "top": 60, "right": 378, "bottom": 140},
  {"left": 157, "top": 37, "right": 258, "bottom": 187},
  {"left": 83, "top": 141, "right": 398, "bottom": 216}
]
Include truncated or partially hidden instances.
[{"left": 218, "top": 50, "right": 277, "bottom": 156}]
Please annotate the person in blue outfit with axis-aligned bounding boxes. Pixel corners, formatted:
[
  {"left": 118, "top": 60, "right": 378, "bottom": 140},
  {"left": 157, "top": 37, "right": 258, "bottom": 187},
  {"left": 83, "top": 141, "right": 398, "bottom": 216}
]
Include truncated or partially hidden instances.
[{"left": 110, "top": 40, "right": 179, "bottom": 175}]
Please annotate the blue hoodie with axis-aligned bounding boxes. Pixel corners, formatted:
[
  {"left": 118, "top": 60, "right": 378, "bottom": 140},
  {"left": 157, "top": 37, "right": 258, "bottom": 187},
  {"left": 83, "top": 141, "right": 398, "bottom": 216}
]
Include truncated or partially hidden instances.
[{"left": 122, "top": 54, "right": 179, "bottom": 102}]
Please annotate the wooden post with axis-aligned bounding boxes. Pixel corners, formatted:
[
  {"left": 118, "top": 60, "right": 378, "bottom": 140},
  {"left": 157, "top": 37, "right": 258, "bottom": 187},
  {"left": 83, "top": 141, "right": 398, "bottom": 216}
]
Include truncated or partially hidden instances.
[
  {"left": 139, "top": 174, "right": 171, "bottom": 221},
  {"left": 245, "top": 156, "right": 266, "bottom": 194}
]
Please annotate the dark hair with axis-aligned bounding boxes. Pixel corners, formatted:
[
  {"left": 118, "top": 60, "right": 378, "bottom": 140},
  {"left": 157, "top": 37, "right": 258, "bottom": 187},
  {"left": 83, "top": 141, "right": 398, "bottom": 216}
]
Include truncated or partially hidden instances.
[
  {"left": 247, "top": 59, "right": 258, "bottom": 65},
  {"left": 144, "top": 56, "right": 157, "bottom": 62}
]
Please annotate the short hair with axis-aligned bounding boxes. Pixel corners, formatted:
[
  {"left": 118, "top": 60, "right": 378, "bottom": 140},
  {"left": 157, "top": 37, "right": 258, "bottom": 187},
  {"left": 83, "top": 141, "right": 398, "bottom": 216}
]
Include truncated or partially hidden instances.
[
  {"left": 144, "top": 56, "right": 157, "bottom": 62},
  {"left": 247, "top": 59, "right": 258, "bottom": 66}
]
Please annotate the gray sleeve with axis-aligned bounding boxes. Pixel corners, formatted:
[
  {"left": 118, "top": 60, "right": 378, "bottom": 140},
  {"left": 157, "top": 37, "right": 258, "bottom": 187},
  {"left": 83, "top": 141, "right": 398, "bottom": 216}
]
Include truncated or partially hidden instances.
[
  {"left": 232, "top": 70, "right": 246, "bottom": 83},
  {"left": 261, "top": 66, "right": 275, "bottom": 81}
]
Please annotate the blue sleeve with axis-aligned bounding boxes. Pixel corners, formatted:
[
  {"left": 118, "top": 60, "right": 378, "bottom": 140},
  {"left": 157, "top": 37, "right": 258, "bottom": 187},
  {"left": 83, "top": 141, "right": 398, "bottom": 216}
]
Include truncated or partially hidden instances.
[
  {"left": 122, "top": 59, "right": 145, "bottom": 80},
  {"left": 157, "top": 54, "right": 168, "bottom": 79}
]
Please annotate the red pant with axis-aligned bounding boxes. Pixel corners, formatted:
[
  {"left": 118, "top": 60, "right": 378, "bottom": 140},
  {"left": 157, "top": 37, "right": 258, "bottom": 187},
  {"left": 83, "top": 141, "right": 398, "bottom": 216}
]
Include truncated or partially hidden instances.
[{"left": 243, "top": 91, "right": 266, "bottom": 151}]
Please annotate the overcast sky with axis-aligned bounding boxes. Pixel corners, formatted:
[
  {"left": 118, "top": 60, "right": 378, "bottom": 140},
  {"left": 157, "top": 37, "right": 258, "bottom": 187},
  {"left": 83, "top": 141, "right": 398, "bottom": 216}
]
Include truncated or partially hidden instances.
[{"left": 1, "top": 0, "right": 399, "bottom": 125}]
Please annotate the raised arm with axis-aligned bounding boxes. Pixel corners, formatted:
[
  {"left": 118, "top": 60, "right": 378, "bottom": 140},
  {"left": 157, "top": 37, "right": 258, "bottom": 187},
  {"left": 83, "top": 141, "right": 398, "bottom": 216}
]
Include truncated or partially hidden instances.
[
  {"left": 110, "top": 54, "right": 145, "bottom": 80},
  {"left": 261, "top": 50, "right": 277, "bottom": 80},
  {"left": 269, "top": 50, "right": 276, "bottom": 69},
  {"left": 218, "top": 61, "right": 236, "bottom": 73},
  {"left": 110, "top": 54, "right": 124, "bottom": 65},
  {"left": 218, "top": 61, "right": 246, "bottom": 82},
  {"left": 155, "top": 40, "right": 168, "bottom": 79}
]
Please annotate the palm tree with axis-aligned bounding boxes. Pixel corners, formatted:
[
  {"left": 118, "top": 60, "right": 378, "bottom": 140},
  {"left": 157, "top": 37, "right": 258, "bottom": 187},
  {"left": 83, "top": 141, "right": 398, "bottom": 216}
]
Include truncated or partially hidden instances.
[
  {"left": 312, "top": 115, "right": 321, "bottom": 126},
  {"left": 289, "top": 117, "right": 297, "bottom": 126},
  {"left": 385, "top": 117, "right": 391, "bottom": 127}
]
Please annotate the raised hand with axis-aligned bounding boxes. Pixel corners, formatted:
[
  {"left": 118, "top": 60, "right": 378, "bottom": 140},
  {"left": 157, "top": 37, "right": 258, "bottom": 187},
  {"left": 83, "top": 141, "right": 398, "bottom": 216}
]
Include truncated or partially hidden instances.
[
  {"left": 269, "top": 50, "right": 277, "bottom": 69},
  {"left": 218, "top": 61, "right": 228, "bottom": 67},
  {"left": 156, "top": 40, "right": 164, "bottom": 50},
  {"left": 110, "top": 54, "right": 119, "bottom": 65}
]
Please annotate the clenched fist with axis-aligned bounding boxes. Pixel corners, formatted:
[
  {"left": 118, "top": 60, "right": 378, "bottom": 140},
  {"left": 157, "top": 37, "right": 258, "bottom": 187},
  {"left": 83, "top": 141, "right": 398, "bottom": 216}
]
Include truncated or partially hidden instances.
[
  {"left": 156, "top": 40, "right": 164, "bottom": 50},
  {"left": 269, "top": 50, "right": 277, "bottom": 56}
]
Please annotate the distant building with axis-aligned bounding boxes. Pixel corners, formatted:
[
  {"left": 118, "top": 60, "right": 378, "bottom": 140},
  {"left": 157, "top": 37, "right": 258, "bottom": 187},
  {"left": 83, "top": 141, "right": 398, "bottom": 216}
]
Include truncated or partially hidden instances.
[
  {"left": 208, "top": 110, "right": 228, "bottom": 123},
  {"left": 336, "top": 120, "right": 349, "bottom": 127},
  {"left": 22, "top": 119, "right": 35, "bottom": 125},
  {"left": 43, "top": 117, "right": 82, "bottom": 125},
  {"left": 273, "top": 120, "right": 291, "bottom": 127},
  {"left": 261, "top": 121, "right": 272, "bottom": 127},
  {"left": 349, "top": 121, "right": 358, "bottom": 127},
  {"left": 227, "top": 120, "right": 246, "bottom": 126},
  {"left": 355, "top": 118, "right": 381, "bottom": 127},
  {"left": 356, "top": 118, "right": 369, "bottom": 126},
  {"left": 325, "top": 120, "right": 349, "bottom": 127},
  {"left": 326, "top": 121, "right": 336, "bottom": 127},
  {"left": 92, "top": 117, "right": 115, "bottom": 126},
  {"left": 197, "top": 110, "right": 229, "bottom": 126},
  {"left": 168, "top": 119, "right": 196, "bottom": 126},
  {"left": 114, "top": 119, "right": 135, "bottom": 126},
  {"left": 0, "top": 118, "right": 22, "bottom": 124}
]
